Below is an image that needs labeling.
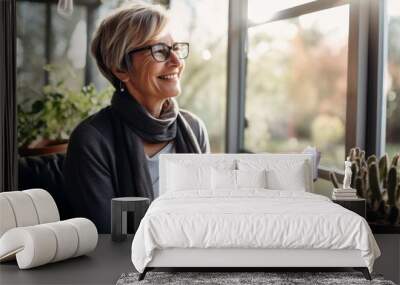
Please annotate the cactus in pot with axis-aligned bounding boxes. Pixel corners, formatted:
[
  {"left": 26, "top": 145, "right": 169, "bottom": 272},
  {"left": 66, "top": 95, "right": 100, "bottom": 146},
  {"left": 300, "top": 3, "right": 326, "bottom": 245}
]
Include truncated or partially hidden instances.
[{"left": 330, "top": 148, "right": 400, "bottom": 225}]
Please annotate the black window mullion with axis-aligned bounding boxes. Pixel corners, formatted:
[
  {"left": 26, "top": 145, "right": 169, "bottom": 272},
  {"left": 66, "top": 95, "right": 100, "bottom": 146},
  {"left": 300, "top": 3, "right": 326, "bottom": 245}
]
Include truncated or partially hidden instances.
[
  {"left": 85, "top": 5, "right": 95, "bottom": 85},
  {"left": 44, "top": 1, "right": 51, "bottom": 85},
  {"left": 226, "top": 0, "right": 247, "bottom": 153},
  {"left": 0, "top": 0, "right": 18, "bottom": 191},
  {"left": 344, "top": 0, "right": 369, "bottom": 158},
  {"left": 365, "top": 0, "right": 387, "bottom": 158}
]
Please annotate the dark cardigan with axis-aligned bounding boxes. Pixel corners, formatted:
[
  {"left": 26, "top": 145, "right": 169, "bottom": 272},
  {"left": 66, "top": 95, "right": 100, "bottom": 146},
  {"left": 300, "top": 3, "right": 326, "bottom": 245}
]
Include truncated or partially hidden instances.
[{"left": 63, "top": 106, "right": 210, "bottom": 233}]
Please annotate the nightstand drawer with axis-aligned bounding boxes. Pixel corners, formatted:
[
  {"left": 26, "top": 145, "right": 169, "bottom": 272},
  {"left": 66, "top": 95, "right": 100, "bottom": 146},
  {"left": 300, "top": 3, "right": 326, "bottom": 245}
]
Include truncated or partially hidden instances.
[{"left": 332, "top": 199, "right": 366, "bottom": 218}]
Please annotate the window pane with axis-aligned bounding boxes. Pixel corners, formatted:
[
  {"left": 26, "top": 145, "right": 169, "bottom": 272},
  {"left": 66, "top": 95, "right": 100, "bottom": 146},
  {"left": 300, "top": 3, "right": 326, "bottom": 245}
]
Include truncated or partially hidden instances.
[
  {"left": 50, "top": 5, "right": 87, "bottom": 89},
  {"left": 245, "top": 5, "right": 349, "bottom": 168},
  {"left": 168, "top": 0, "right": 228, "bottom": 153},
  {"left": 385, "top": 0, "right": 400, "bottom": 158},
  {"left": 248, "top": 0, "right": 316, "bottom": 24},
  {"left": 16, "top": 3, "right": 87, "bottom": 96},
  {"left": 17, "top": 1, "right": 46, "bottom": 102}
]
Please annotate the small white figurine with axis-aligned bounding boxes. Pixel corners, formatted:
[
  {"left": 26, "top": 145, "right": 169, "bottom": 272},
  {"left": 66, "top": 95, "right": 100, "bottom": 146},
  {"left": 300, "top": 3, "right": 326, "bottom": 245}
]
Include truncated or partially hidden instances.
[{"left": 343, "top": 157, "right": 352, "bottom": 190}]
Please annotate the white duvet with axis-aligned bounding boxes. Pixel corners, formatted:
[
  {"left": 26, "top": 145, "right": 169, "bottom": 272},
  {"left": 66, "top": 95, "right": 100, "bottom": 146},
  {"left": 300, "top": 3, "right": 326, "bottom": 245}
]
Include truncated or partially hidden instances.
[{"left": 131, "top": 190, "right": 380, "bottom": 273}]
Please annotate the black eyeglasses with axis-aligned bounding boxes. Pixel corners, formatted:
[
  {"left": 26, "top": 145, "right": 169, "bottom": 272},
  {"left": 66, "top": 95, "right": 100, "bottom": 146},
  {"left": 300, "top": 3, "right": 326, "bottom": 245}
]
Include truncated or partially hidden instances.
[{"left": 128, "top": 42, "right": 189, "bottom": 62}]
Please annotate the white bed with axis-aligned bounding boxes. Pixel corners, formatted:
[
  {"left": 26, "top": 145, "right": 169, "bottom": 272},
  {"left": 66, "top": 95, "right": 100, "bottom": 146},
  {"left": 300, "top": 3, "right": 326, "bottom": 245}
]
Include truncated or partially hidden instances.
[{"left": 131, "top": 154, "right": 380, "bottom": 280}]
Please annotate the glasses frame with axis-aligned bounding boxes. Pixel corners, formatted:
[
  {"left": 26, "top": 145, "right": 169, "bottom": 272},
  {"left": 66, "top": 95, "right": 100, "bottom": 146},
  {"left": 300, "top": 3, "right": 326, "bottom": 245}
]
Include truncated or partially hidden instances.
[{"left": 128, "top": 42, "right": 190, "bottom": 63}]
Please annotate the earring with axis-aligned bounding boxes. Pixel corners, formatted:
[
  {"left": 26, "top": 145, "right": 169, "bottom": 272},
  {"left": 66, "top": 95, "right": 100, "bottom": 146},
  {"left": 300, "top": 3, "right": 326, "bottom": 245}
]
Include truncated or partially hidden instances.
[{"left": 120, "top": 81, "right": 125, "bottom": 92}]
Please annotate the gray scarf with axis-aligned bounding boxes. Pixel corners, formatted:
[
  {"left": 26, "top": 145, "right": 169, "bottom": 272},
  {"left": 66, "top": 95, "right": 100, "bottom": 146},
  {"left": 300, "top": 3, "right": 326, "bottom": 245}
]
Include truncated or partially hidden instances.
[{"left": 110, "top": 89, "right": 201, "bottom": 200}]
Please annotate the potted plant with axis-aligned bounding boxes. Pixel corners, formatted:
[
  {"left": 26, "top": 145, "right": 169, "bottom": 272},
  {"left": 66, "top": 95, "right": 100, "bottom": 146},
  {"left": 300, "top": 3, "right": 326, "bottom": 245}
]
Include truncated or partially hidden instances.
[
  {"left": 18, "top": 77, "right": 114, "bottom": 156},
  {"left": 330, "top": 147, "right": 400, "bottom": 230}
]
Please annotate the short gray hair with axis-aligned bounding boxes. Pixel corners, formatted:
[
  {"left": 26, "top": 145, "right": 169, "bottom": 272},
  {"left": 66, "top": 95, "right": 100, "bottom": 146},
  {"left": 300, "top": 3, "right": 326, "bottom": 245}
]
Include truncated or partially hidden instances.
[{"left": 91, "top": 1, "right": 169, "bottom": 87}]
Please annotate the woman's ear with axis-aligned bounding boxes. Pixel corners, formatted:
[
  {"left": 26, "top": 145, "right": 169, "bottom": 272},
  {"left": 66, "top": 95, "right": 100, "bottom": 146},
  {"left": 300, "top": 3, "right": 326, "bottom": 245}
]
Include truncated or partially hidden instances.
[
  {"left": 112, "top": 54, "right": 134, "bottom": 82},
  {"left": 112, "top": 67, "right": 130, "bottom": 83}
]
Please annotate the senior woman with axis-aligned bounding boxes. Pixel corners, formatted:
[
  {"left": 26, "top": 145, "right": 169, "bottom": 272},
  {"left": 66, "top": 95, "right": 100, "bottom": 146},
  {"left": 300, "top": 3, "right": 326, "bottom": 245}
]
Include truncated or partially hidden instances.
[{"left": 63, "top": 2, "right": 210, "bottom": 233}]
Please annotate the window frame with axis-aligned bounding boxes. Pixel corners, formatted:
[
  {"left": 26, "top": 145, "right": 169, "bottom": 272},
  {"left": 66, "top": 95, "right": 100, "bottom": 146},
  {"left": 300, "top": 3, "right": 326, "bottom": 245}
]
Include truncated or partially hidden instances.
[
  {"left": 226, "top": 0, "right": 387, "bottom": 180},
  {"left": 226, "top": 0, "right": 248, "bottom": 153},
  {"left": 1, "top": 0, "right": 18, "bottom": 192},
  {"left": 365, "top": 0, "right": 387, "bottom": 160}
]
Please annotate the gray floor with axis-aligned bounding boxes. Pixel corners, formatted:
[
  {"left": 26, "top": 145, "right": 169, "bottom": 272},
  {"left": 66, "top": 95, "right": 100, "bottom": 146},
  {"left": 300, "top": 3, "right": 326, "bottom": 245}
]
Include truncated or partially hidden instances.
[
  {"left": 1, "top": 234, "right": 398, "bottom": 285},
  {"left": 0, "top": 235, "right": 134, "bottom": 285}
]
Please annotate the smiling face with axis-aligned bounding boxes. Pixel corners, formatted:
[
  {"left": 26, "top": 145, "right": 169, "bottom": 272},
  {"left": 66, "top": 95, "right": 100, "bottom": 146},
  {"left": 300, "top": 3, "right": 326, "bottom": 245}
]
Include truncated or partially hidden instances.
[{"left": 126, "top": 30, "right": 185, "bottom": 101}]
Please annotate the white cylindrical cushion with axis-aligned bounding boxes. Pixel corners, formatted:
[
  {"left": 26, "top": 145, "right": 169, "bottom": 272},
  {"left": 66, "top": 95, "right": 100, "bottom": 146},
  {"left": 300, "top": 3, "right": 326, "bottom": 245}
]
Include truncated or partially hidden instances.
[
  {"left": 42, "top": 221, "right": 79, "bottom": 262},
  {"left": 0, "top": 191, "right": 39, "bottom": 227},
  {"left": 0, "top": 226, "right": 57, "bottom": 269},
  {"left": 0, "top": 196, "right": 17, "bottom": 237},
  {"left": 0, "top": 219, "right": 98, "bottom": 269},
  {"left": 24, "top": 189, "right": 60, "bottom": 223},
  {"left": 65, "top": 218, "right": 98, "bottom": 257}
]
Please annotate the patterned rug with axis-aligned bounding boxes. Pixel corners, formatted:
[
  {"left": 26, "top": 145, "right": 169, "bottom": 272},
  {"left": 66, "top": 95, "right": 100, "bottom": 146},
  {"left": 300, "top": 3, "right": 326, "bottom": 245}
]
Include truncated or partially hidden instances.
[{"left": 116, "top": 271, "right": 396, "bottom": 285}]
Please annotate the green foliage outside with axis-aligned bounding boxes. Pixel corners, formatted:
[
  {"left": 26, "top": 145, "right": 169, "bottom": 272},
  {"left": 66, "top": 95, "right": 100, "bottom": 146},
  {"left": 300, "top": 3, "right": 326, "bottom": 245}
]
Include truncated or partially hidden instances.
[
  {"left": 387, "top": 17, "right": 400, "bottom": 145},
  {"left": 245, "top": 12, "right": 348, "bottom": 169}
]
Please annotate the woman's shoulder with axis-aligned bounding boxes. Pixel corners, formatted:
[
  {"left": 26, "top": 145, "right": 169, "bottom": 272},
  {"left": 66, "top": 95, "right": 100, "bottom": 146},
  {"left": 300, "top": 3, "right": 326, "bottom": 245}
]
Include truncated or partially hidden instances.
[
  {"left": 180, "top": 109, "right": 210, "bottom": 153},
  {"left": 180, "top": 109, "right": 202, "bottom": 126},
  {"left": 69, "top": 106, "right": 114, "bottom": 145},
  {"left": 180, "top": 109, "right": 207, "bottom": 134}
]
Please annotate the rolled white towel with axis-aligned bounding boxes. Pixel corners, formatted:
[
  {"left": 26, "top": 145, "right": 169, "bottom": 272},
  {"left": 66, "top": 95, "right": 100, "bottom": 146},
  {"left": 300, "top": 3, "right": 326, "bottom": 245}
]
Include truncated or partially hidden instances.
[
  {"left": 42, "top": 221, "right": 79, "bottom": 262},
  {"left": 65, "top": 218, "right": 98, "bottom": 257},
  {"left": 0, "top": 189, "right": 60, "bottom": 238},
  {"left": 24, "top": 189, "right": 60, "bottom": 224},
  {"left": 0, "top": 191, "right": 39, "bottom": 228},
  {"left": 0, "top": 196, "right": 17, "bottom": 237},
  {"left": 0, "top": 219, "right": 98, "bottom": 269},
  {"left": 0, "top": 226, "right": 57, "bottom": 268}
]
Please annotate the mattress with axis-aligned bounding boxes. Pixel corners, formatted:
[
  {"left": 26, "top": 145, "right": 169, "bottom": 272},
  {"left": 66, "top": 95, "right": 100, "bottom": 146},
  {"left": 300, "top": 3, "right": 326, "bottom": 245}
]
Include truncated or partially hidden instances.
[{"left": 131, "top": 190, "right": 380, "bottom": 273}]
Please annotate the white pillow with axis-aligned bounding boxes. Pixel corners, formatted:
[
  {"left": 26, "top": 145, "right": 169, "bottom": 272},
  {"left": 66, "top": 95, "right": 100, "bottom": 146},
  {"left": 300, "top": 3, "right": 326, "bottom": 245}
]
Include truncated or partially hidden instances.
[
  {"left": 167, "top": 163, "right": 212, "bottom": 191},
  {"left": 212, "top": 168, "right": 236, "bottom": 190},
  {"left": 237, "top": 158, "right": 311, "bottom": 192},
  {"left": 266, "top": 168, "right": 307, "bottom": 191},
  {"left": 211, "top": 169, "right": 268, "bottom": 190},
  {"left": 236, "top": 169, "right": 268, "bottom": 189}
]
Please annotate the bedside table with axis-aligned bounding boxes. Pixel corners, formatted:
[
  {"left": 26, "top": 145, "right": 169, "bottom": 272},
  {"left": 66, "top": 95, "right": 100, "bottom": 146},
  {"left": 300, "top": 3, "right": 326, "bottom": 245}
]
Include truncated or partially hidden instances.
[
  {"left": 332, "top": 198, "right": 366, "bottom": 218},
  {"left": 111, "top": 197, "right": 150, "bottom": 242}
]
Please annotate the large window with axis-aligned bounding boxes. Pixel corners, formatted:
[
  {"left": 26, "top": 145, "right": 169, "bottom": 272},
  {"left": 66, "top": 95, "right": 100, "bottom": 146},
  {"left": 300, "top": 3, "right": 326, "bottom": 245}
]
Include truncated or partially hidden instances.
[
  {"left": 16, "top": 0, "right": 103, "bottom": 147},
  {"left": 385, "top": 0, "right": 400, "bottom": 158},
  {"left": 244, "top": 2, "right": 349, "bottom": 168},
  {"left": 15, "top": 0, "right": 393, "bottom": 170}
]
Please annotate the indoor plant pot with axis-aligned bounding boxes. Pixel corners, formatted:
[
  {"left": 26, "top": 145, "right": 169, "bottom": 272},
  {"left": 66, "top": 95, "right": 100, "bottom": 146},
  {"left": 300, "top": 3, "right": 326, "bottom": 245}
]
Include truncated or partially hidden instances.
[{"left": 18, "top": 139, "right": 69, "bottom": 157}]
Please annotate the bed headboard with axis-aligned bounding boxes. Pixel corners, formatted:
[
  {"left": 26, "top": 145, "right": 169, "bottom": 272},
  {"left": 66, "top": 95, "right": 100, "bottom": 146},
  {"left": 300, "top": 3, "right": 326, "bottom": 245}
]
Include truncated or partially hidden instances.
[{"left": 159, "top": 153, "right": 314, "bottom": 195}]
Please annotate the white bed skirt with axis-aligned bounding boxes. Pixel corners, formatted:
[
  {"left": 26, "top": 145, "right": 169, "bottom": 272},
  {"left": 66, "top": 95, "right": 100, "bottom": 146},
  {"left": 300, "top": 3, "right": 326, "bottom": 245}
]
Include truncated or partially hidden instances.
[{"left": 148, "top": 248, "right": 366, "bottom": 268}]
